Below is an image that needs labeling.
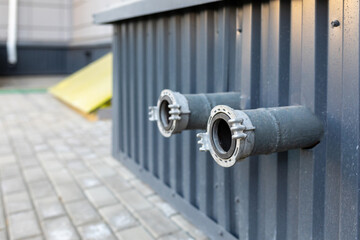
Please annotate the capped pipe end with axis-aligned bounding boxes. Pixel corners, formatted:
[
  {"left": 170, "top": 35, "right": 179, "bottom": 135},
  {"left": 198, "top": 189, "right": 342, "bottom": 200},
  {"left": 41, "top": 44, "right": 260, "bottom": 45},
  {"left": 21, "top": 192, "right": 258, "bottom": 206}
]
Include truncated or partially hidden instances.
[
  {"left": 150, "top": 89, "right": 190, "bottom": 138},
  {"left": 198, "top": 105, "right": 255, "bottom": 167}
]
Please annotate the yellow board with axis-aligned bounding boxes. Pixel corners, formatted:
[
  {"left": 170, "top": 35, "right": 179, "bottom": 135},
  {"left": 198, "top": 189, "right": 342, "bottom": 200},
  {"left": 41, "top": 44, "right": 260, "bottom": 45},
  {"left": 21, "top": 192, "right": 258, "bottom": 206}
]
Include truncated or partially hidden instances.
[{"left": 49, "top": 53, "right": 112, "bottom": 114}]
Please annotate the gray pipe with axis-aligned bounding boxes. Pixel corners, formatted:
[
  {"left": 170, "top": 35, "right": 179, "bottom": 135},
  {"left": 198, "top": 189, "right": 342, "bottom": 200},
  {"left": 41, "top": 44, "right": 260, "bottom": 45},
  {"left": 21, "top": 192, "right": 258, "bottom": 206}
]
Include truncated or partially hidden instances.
[
  {"left": 149, "top": 90, "right": 242, "bottom": 137},
  {"left": 197, "top": 105, "right": 324, "bottom": 167}
]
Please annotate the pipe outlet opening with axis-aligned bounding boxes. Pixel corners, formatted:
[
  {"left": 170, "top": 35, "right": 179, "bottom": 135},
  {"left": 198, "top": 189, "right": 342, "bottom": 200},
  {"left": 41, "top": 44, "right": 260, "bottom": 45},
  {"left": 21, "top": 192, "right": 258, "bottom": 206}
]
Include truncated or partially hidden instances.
[
  {"left": 159, "top": 99, "right": 172, "bottom": 130},
  {"left": 212, "top": 119, "right": 232, "bottom": 152},
  {"left": 209, "top": 113, "right": 236, "bottom": 159}
]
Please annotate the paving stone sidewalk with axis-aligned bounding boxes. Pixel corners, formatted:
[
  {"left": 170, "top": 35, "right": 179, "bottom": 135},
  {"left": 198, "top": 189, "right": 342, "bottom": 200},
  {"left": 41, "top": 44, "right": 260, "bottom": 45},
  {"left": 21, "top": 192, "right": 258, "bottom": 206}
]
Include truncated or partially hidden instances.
[{"left": 0, "top": 93, "right": 208, "bottom": 240}]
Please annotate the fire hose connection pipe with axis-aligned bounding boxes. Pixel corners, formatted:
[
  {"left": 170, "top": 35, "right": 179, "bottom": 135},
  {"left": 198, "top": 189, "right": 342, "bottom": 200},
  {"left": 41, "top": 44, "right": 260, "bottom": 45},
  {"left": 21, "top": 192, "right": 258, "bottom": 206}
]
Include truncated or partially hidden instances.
[
  {"left": 149, "top": 90, "right": 242, "bottom": 137},
  {"left": 197, "top": 105, "right": 324, "bottom": 167}
]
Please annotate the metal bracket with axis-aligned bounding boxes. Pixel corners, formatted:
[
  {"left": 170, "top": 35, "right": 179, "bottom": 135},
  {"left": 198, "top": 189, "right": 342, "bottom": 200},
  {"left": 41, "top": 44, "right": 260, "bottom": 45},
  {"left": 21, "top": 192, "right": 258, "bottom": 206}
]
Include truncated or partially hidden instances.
[
  {"left": 148, "top": 106, "right": 158, "bottom": 121},
  {"left": 197, "top": 132, "right": 210, "bottom": 152}
]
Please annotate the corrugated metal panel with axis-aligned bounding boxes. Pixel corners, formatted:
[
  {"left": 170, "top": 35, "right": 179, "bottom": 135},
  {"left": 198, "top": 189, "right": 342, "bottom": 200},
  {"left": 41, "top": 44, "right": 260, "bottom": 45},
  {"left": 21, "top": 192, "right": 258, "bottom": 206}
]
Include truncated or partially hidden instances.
[{"left": 112, "top": 1, "right": 360, "bottom": 239}]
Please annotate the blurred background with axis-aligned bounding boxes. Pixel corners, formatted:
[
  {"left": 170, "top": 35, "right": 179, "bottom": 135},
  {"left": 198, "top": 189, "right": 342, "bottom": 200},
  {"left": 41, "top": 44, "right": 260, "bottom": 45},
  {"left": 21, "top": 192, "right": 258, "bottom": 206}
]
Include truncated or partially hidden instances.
[{"left": 0, "top": 0, "right": 121, "bottom": 77}]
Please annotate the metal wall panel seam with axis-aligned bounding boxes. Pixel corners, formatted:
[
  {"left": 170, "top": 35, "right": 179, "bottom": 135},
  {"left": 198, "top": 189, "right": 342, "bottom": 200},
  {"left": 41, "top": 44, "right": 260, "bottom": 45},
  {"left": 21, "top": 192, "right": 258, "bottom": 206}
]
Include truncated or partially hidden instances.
[
  {"left": 277, "top": 1, "right": 291, "bottom": 240},
  {"left": 129, "top": 21, "right": 137, "bottom": 163},
  {"left": 120, "top": 24, "right": 128, "bottom": 155},
  {"left": 239, "top": 2, "right": 261, "bottom": 240},
  {"left": 324, "top": 0, "right": 342, "bottom": 238},
  {"left": 194, "top": 8, "right": 214, "bottom": 218},
  {"left": 287, "top": 0, "right": 302, "bottom": 239},
  {"left": 136, "top": 20, "right": 147, "bottom": 169},
  {"left": 112, "top": 26, "right": 121, "bottom": 158},
  {"left": 155, "top": 16, "right": 168, "bottom": 183},
  {"left": 312, "top": 1, "right": 329, "bottom": 239},
  {"left": 167, "top": 14, "right": 180, "bottom": 192},
  {"left": 213, "top": 6, "right": 234, "bottom": 231},
  {"left": 340, "top": 0, "right": 360, "bottom": 239},
  {"left": 298, "top": 0, "right": 316, "bottom": 238}
]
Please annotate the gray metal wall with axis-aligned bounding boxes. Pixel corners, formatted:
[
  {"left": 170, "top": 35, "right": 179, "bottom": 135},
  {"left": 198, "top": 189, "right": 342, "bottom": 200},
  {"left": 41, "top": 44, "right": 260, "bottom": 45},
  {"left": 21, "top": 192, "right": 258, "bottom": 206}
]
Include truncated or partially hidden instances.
[{"left": 112, "top": 1, "right": 360, "bottom": 239}]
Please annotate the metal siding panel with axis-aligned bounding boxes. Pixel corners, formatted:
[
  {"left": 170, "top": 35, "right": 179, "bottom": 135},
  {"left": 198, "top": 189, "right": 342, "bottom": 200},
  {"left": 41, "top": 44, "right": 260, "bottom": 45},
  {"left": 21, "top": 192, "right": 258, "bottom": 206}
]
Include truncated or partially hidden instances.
[
  {"left": 213, "top": 6, "right": 232, "bottom": 230},
  {"left": 208, "top": 6, "right": 218, "bottom": 223},
  {"left": 120, "top": 24, "right": 128, "bottom": 155},
  {"left": 341, "top": 1, "right": 360, "bottom": 239},
  {"left": 112, "top": 26, "right": 121, "bottom": 158},
  {"left": 111, "top": 1, "right": 360, "bottom": 239},
  {"left": 324, "top": 0, "right": 342, "bottom": 238},
  {"left": 180, "top": 12, "right": 193, "bottom": 200},
  {"left": 277, "top": 2, "right": 291, "bottom": 240},
  {"left": 136, "top": 20, "right": 147, "bottom": 169},
  {"left": 312, "top": 1, "right": 328, "bottom": 239},
  {"left": 155, "top": 18, "right": 170, "bottom": 182},
  {"left": 231, "top": 6, "right": 245, "bottom": 238},
  {"left": 223, "top": 7, "right": 237, "bottom": 233},
  {"left": 194, "top": 9, "right": 215, "bottom": 217},
  {"left": 181, "top": 12, "right": 196, "bottom": 203},
  {"left": 211, "top": 6, "right": 231, "bottom": 230},
  {"left": 146, "top": 19, "right": 158, "bottom": 176},
  {"left": 168, "top": 15, "right": 180, "bottom": 191},
  {"left": 237, "top": 3, "right": 261, "bottom": 240},
  {"left": 228, "top": 5, "right": 244, "bottom": 238},
  {"left": 258, "top": 2, "right": 279, "bottom": 239},
  {"left": 299, "top": 0, "right": 316, "bottom": 239},
  {"left": 287, "top": 1, "right": 302, "bottom": 239},
  {"left": 129, "top": 22, "right": 137, "bottom": 162}
]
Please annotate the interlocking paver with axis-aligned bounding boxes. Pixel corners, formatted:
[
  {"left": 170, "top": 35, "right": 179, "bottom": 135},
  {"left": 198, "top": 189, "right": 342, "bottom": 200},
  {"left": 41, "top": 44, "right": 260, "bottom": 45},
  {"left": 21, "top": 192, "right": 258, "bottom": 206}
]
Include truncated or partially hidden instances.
[
  {"left": 148, "top": 195, "right": 177, "bottom": 217},
  {"left": 67, "top": 161, "right": 89, "bottom": 175},
  {"left": 136, "top": 208, "right": 179, "bottom": 238},
  {"left": 23, "top": 236, "right": 44, "bottom": 240},
  {"left": 0, "top": 155, "right": 16, "bottom": 166},
  {"left": 4, "top": 191, "right": 32, "bottom": 214},
  {"left": 102, "top": 175, "right": 131, "bottom": 193},
  {"left": 0, "top": 93, "right": 207, "bottom": 240},
  {"left": 0, "top": 164, "right": 21, "bottom": 179},
  {"left": 0, "top": 201, "right": 5, "bottom": 230},
  {"left": 1, "top": 177, "right": 26, "bottom": 194},
  {"left": 158, "top": 231, "right": 194, "bottom": 240},
  {"left": 78, "top": 222, "right": 116, "bottom": 240},
  {"left": 75, "top": 173, "right": 102, "bottom": 189},
  {"left": 17, "top": 155, "right": 39, "bottom": 168},
  {"left": 0, "top": 145, "right": 13, "bottom": 155},
  {"left": 36, "top": 152, "right": 57, "bottom": 162},
  {"left": 23, "top": 167, "right": 47, "bottom": 183},
  {"left": 42, "top": 216, "right": 79, "bottom": 240},
  {"left": 42, "top": 161, "right": 64, "bottom": 171},
  {"left": 84, "top": 186, "right": 117, "bottom": 208},
  {"left": 28, "top": 180, "right": 56, "bottom": 199},
  {"left": 103, "top": 157, "right": 121, "bottom": 168},
  {"left": 117, "top": 166, "right": 135, "bottom": 181},
  {"left": 116, "top": 226, "right": 154, "bottom": 240},
  {"left": 8, "top": 211, "right": 41, "bottom": 240},
  {"left": 99, "top": 204, "right": 138, "bottom": 232},
  {"left": 90, "top": 163, "right": 117, "bottom": 178},
  {"left": 130, "top": 179, "right": 155, "bottom": 197},
  {"left": 55, "top": 182, "right": 85, "bottom": 203},
  {"left": 117, "top": 189, "right": 152, "bottom": 212},
  {"left": 48, "top": 169, "right": 74, "bottom": 185},
  {"left": 35, "top": 196, "right": 65, "bottom": 220},
  {"left": 0, "top": 231, "right": 6, "bottom": 240},
  {"left": 171, "top": 215, "right": 208, "bottom": 240},
  {"left": 65, "top": 200, "right": 101, "bottom": 226},
  {"left": 34, "top": 143, "right": 50, "bottom": 152}
]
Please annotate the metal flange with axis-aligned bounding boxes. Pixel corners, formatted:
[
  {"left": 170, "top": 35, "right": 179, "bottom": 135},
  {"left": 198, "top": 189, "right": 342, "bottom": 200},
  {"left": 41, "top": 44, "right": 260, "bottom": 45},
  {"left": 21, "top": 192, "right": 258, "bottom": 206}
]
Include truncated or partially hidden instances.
[
  {"left": 197, "top": 105, "right": 255, "bottom": 167},
  {"left": 148, "top": 89, "right": 190, "bottom": 137}
]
